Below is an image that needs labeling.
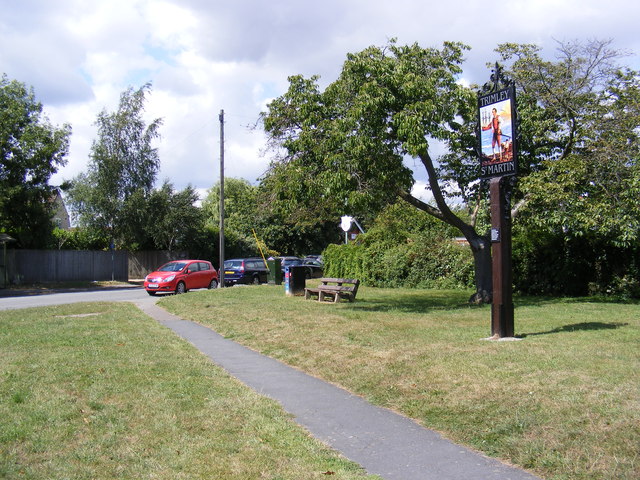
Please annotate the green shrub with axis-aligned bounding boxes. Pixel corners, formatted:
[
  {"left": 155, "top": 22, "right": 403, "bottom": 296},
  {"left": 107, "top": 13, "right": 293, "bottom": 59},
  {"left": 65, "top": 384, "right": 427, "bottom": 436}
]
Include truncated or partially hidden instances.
[
  {"left": 512, "top": 225, "right": 640, "bottom": 298},
  {"left": 323, "top": 202, "right": 474, "bottom": 289},
  {"left": 406, "top": 235, "right": 474, "bottom": 289}
]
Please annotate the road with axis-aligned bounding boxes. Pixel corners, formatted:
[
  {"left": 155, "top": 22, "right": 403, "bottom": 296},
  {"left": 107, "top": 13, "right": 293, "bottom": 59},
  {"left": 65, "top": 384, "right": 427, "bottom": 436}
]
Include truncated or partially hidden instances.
[{"left": 0, "top": 286, "right": 152, "bottom": 310}]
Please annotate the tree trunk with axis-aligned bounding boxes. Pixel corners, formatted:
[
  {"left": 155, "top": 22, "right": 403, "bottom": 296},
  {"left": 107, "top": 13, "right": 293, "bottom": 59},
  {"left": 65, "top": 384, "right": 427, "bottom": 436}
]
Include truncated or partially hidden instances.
[
  {"left": 401, "top": 152, "right": 497, "bottom": 304},
  {"left": 468, "top": 234, "right": 492, "bottom": 304},
  {"left": 400, "top": 190, "right": 494, "bottom": 304}
]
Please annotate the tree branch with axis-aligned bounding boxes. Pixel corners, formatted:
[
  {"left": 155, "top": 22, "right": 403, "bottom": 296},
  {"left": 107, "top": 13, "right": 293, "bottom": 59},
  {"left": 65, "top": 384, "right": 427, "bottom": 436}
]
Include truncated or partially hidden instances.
[
  {"left": 417, "top": 151, "right": 476, "bottom": 236},
  {"left": 398, "top": 191, "right": 446, "bottom": 221},
  {"left": 511, "top": 194, "right": 529, "bottom": 220}
]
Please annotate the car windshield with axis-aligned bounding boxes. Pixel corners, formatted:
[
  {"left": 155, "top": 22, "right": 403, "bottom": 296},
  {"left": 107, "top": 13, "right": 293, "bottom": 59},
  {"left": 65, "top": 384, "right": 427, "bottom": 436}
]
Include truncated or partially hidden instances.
[
  {"left": 224, "top": 260, "right": 243, "bottom": 269},
  {"left": 158, "top": 262, "right": 187, "bottom": 272}
]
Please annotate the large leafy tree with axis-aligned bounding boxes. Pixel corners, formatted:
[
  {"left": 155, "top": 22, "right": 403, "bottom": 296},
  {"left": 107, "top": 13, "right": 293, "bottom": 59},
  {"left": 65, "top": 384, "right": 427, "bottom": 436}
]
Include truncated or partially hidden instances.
[
  {"left": 262, "top": 39, "right": 639, "bottom": 301},
  {"left": 501, "top": 41, "right": 640, "bottom": 246},
  {"left": 256, "top": 169, "right": 344, "bottom": 255},
  {"left": 0, "top": 74, "right": 71, "bottom": 247},
  {"left": 261, "top": 41, "right": 492, "bottom": 300},
  {"left": 201, "top": 178, "right": 261, "bottom": 257},
  {"left": 67, "top": 83, "right": 162, "bottom": 248},
  {"left": 439, "top": 40, "right": 640, "bottom": 240},
  {"left": 498, "top": 41, "right": 640, "bottom": 296},
  {"left": 201, "top": 177, "right": 340, "bottom": 256},
  {"left": 202, "top": 177, "right": 259, "bottom": 233}
]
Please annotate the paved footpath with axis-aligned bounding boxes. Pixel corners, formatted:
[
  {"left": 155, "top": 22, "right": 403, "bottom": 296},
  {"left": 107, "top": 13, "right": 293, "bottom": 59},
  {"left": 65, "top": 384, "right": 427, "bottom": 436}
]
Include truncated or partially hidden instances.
[{"left": 135, "top": 298, "right": 542, "bottom": 480}]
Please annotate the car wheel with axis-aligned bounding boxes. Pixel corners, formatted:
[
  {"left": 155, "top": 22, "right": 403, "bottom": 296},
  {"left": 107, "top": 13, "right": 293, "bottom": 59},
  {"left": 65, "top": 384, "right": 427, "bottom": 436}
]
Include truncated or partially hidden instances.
[
  {"left": 209, "top": 279, "right": 218, "bottom": 289},
  {"left": 175, "top": 282, "right": 186, "bottom": 294},
  {"left": 146, "top": 291, "right": 156, "bottom": 296},
  {"left": 253, "top": 275, "right": 260, "bottom": 285}
]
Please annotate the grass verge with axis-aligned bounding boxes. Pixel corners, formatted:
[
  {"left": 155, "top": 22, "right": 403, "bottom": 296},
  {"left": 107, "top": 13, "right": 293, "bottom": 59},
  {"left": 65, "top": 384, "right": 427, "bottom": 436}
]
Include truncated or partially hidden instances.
[
  {"left": 0, "top": 301, "right": 380, "bottom": 479},
  {"left": 160, "top": 284, "right": 640, "bottom": 480}
]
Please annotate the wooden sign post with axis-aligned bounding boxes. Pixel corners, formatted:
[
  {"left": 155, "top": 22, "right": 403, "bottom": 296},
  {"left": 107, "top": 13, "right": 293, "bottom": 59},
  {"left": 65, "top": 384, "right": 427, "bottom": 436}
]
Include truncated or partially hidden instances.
[
  {"left": 478, "top": 65, "right": 518, "bottom": 338},
  {"left": 489, "top": 176, "right": 514, "bottom": 337}
]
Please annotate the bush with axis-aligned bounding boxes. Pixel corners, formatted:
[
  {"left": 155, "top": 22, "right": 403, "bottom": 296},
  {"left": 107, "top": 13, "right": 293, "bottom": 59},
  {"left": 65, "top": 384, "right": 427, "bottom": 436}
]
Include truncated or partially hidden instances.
[
  {"left": 512, "top": 225, "right": 640, "bottom": 298},
  {"left": 406, "top": 236, "right": 474, "bottom": 289},
  {"left": 49, "top": 227, "right": 109, "bottom": 250},
  {"left": 323, "top": 203, "right": 474, "bottom": 289}
]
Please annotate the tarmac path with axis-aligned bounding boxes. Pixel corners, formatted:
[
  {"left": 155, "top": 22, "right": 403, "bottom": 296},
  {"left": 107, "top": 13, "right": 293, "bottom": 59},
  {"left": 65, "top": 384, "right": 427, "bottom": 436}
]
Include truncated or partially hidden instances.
[{"left": 134, "top": 297, "right": 542, "bottom": 480}]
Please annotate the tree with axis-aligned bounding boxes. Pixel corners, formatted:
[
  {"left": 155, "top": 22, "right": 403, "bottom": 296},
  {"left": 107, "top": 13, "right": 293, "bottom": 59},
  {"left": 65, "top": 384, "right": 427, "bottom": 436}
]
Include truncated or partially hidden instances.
[
  {"left": 201, "top": 178, "right": 261, "bottom": 257},
  {"left": 255, "top": 168, "right": 344, "bottom": 255},
  {"left": 493, "top": 40, "right": 640, "bottom": 297},
  {"left": 261, "top": 41, "right": 491, "bottom": 300},
  {"left": 262, "top": 39, "right": 639, "bottom": 301},
  {"left": 0, "top": 74, "right": 71, "bottom": 247},
  {"left": 202, "top": 177, "right": 258, "bottom": 232},
  {"left": 498, "top": 41, "right": 640, "bottom": 245},
  {"left": 145, "top": 181, "right": 203, "bottom": 252},
  {"left": 201, "top": 177, "right": 340, "bottom": 256},
  {"left": 67, "top": 83, "right": 162, "bottom": 248}
]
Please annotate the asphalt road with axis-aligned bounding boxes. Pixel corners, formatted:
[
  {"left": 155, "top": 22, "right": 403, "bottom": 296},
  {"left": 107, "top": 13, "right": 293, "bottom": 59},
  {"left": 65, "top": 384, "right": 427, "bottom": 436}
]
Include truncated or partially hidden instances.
[{"left": 0, "top": 285, "right": 150, "bottom": 310}]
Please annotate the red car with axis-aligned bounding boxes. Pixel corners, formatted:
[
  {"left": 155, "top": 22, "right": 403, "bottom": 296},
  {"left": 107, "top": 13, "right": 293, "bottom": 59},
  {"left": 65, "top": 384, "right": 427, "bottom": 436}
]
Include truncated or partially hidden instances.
[{"left": 144, "top": 260, "right": 218, "bottom": 296}]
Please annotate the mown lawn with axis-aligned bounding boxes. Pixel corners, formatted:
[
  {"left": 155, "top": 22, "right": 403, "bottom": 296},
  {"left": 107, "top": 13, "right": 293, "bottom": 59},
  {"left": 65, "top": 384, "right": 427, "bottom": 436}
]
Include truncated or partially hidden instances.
[
  {"left": 0, "top": 301, "right": 379, "bottom": 479},
  {"left": 160, "top": 284, "right": 640, "bottom": 480}
]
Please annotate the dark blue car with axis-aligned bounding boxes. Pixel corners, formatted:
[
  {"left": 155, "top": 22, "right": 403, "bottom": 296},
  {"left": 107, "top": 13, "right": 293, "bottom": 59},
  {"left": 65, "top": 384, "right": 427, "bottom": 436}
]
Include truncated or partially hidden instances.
[{"left": 223, "top": 257, "right": 268, "bottom": 286}]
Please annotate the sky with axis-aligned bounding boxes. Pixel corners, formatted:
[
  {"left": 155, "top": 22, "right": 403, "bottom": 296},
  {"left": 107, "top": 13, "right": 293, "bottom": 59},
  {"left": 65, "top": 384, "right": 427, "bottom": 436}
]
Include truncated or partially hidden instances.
[{"left": 2, "top": 0, "right": 639, "bottom": 202}]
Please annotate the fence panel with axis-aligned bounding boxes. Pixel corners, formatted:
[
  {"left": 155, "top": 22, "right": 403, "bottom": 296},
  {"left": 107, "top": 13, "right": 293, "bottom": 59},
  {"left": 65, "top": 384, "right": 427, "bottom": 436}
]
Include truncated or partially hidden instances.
[
  {"left": 128, "top": 251, "right": 189, "bottom": 279},
  {"left": 5, "top": 250, "right": 129, "bottom": 284},
  {"left": 1, "top": 250, "right": 195, "bottom": 286}
]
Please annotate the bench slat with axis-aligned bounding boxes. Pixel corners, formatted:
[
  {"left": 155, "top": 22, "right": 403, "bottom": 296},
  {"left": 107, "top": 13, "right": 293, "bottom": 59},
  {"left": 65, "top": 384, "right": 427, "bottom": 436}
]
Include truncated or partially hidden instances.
[
  {"left": 320, "top": 277, "right": 359, "bottom": 285},
  {"left": 317, "top": 285, "right": 355, "bottom": 292}
]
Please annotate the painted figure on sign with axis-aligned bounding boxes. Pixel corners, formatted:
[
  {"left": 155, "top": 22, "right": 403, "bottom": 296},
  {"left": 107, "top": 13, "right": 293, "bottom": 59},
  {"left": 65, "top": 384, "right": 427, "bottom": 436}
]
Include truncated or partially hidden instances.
[{"left": 482, "top": 107, "right": 502, "bottom": 160}]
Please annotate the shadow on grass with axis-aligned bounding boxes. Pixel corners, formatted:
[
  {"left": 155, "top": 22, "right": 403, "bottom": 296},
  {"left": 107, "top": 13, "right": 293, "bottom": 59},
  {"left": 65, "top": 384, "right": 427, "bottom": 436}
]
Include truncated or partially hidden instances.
[
  {"left": 348, "top": 291, "right": 482, "bottom": 314},
  {"left": 514, "top": 295, "right": 640, "bottom": 308},
  {"left": 518, "top": 321, "right": 629, "bottom": 338},
  {"left": 341, "top": 290, "right": 639, "bottom": 315}
]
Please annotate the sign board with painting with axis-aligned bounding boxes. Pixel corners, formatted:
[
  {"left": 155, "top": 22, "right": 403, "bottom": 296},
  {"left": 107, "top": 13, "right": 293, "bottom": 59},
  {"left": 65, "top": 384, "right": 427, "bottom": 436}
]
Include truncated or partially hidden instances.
[{"left": 478, "top": 85, "right": 518, "bottom": 179}]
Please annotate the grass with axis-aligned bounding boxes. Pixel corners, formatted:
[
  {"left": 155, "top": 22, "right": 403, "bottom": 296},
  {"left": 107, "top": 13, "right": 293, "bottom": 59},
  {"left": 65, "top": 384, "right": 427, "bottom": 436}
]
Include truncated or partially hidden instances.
[
  {"left": 0, "top": 302, "right": 380, "bottom": 479},
  {"left": 159, "top": 284, "right": 640, "bottom": 480}
]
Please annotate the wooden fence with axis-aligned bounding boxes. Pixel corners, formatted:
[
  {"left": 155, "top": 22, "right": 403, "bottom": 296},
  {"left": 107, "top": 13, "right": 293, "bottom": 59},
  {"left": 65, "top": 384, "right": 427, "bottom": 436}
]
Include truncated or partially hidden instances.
[
  {"left": 1, "top": 250, "right": 189, "bottom": 286},
  {"left": 128, "top": 251, "right": 189, "bottom": 279}
]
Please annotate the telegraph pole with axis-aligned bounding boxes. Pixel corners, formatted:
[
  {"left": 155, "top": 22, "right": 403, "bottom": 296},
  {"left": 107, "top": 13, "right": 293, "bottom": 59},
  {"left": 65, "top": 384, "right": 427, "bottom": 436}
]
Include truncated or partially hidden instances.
[{"left": 218, "top": 109, "right": 225, "bottom": 287}]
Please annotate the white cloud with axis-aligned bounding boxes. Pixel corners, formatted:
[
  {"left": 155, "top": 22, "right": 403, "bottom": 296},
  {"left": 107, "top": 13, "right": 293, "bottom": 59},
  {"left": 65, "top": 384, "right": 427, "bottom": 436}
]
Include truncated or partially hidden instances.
[
  {"left": 1, "top": 0, "right": 638, "bottom": 195},
  {"left": 144, "top": 0, "right": 199, "bottom": 51},
  {"left": 411, "top": 181, "right": 434, "bottom": 204}
]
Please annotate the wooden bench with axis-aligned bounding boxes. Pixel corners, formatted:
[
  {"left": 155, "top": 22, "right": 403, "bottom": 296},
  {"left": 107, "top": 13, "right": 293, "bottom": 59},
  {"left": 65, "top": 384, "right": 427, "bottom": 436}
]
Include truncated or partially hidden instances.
[{"left": 304, "top": 277, "right": 360, "bottom": 303}]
